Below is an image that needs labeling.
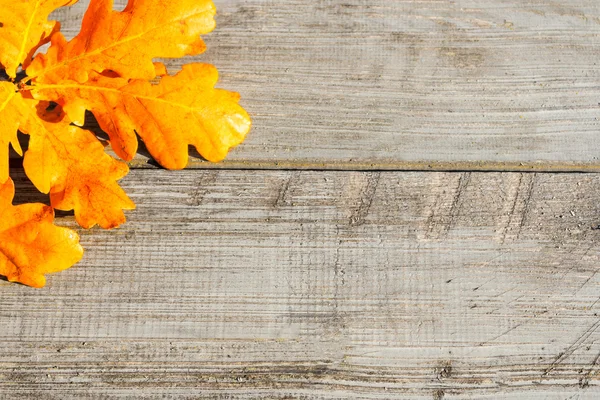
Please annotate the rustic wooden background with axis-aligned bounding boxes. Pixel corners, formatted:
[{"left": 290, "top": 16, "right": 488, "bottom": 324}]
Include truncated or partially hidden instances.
[{"left": 2, "top": 0, "right": 600, "bottom": 398}]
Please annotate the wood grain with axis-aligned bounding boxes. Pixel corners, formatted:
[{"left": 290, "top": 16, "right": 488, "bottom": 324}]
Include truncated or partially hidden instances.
[
  {"left": 6, "top": 1, "right": 600, "bottom": 398},
  {"left": 3, "top": 169, "right": 600, "bottom": 398},
  {"left": 44, "top": 0, "right": 600, "bottom": 171}
]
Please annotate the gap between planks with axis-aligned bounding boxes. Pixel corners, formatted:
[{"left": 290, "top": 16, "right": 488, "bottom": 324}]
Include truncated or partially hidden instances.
[{"left": 129, "top": 159, "right": 600, "bottom": 173}]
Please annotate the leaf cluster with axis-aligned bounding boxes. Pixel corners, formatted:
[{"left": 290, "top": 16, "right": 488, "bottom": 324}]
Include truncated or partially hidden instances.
[{"left": 0, "top": 0, "right": 251, "bottom": 287}]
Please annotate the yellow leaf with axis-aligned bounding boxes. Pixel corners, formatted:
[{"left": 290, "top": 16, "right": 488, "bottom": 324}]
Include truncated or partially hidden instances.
[
  {"left": 0, "top": 87, "right": 134, "bottom": 229},
  {"left": 0, "top": 177, "right": 83, "bottom": 287},
  {"left": 0, "top": 0, "right": 78, "bottom": 78},
  {"left": 22, "top": 105, "right": 135, "bottom": 229},
  {"left": 33, "top": 63, "right": 252, "bottom": 169},
  {"left": 27, "top": 0, "right": 216, "bottom": 83}
]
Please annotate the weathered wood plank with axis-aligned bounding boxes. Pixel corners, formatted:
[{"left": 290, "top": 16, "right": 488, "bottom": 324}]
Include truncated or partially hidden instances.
[
  {"left": 3, "top": 169, "right": 600, "bottom": 398},
  {"left": 43, "top": 0, "right": 600, "bottom": 170}
]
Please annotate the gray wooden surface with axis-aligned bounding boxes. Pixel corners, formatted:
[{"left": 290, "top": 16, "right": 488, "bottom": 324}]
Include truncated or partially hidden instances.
[
  {"left": 52, "top": 0, "right": 600, "bottom": 170},
  {"left": 3, "top": 170, "right": 600, "bottom": 398},
  {"left": 3, "top": 0, "right": 600, "bottom": 399}
]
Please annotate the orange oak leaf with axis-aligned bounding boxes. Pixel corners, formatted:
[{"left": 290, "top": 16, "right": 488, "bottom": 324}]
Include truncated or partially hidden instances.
[
  {"left": 0, "top": 0, "right": 78, "bottom": 78},
  {"left": 23, "top": 105, "right": 135, "bottom": 229},
  {"left": 0, "top": 177, "right": 83, "bottom": 288},
  {"left": 27, "top": 0, "right": 216, "bottom": 83},
  {"left": 0, "top": 84, "right": 134, "bottom": 229},
  {"left": 33, "top": 63, "right": 252, "bottom": 168}
]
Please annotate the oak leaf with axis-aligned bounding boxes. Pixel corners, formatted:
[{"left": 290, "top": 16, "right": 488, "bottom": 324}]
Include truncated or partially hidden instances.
[
  {"left": 0, "top": 0, "right": 78, "bottom": 78},
  {"left": 34, "top": 63, "right": 251, "bottom": 168},
  {"left": 27, "top": 0, "right": 216, "bottom": 82},
  {"left": 0, "top": 177, "right": 83, "bottom": 288},
  {"left": 23, "top": 105, "right": 135, "bottom": 229},
  {"left": 0, "top": 0, "right": 251, "bottom": 287}
]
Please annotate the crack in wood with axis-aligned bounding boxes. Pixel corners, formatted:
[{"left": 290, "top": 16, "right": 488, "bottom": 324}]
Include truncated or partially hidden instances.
[
  {"left": 186, "top": 170, "right": 219, "bottom": 207},
  {"left": 501, "top": 173, "right": 523, "bottom": 244},
  {"left": 274, "top": 171, "right": 299, "bottom": 208},
  {"left": 349, "top": 172, "right": 380, "bottom": 226},
  {"left": 517, "top": 173, "right": 536, "bottom": 240},
  {"left": 444, "top": 172, "right": 471, "bottom": 236},
  {"left": 544, "top": 318, "right": 600, "bottom": 376}
]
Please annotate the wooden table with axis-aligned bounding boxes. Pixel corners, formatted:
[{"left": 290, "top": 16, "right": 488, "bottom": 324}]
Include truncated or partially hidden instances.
[{"left": 3, "top": 0, "right": 600, "bottom": 398}]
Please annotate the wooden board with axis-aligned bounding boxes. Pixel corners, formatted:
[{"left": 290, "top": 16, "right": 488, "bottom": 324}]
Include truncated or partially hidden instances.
[
  {"left": 44, "top": 0, "right": 600, "bottom": 171},
  {"left": 3, "top": 169, "right": 600, "bottom": 398}
]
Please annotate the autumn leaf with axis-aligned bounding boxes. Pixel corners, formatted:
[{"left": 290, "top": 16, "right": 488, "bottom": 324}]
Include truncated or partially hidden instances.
[
  {"left": 0, "top": 0, "right": 78, "bottom": 78},
  {"left": 0, "top": 0, "right": 251, "bottom": 287},
  {"left": 27, "top": 0, "right": 216, "bottom": 82},
  {"left": 33, "top": 63, "right": 251, "bottom": 168},
  {"left": 0, "top": 178, "right": 83, "bottom": 288},
  {"left": 0, "top": 83, "right": 135, "bottom": 229},
  {"left": 23, "top": 105, "right": 135, "bottom": 229},
  {"left": 26, "top": 0, "right": 249, "bottom": 166}
]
